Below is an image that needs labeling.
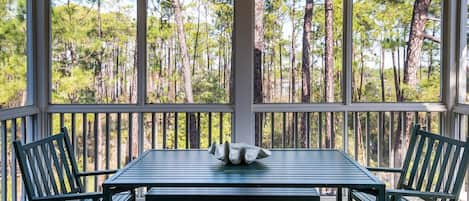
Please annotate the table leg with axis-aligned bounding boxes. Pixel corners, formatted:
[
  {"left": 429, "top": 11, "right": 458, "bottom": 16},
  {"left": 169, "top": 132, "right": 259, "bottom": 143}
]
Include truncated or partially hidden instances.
[
  {"left": 337, "top": 187, "right": 343, "bottom": 201},
  {"left": 103, "top": 186, "right": 112, "bottom": 201},
  {"left": 376, "top": 186, "right": 386, "bottom": 201},
  {"left": 131, "top": 189, "right": 136, "bottom": 201}
]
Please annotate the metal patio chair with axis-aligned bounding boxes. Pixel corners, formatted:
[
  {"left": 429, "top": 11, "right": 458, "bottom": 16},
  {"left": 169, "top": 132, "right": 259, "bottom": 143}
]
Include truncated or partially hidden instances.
[
  {"left": 350, "top": 124, "right": 469, "bottom": 201},
  {"left": 13, "top": 127, "right": 134, "bottom": 201}
]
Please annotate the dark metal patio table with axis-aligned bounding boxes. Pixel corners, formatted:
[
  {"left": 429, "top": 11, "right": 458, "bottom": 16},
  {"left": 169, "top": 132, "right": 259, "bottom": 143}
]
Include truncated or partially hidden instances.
[{"left": 102, "top": 149, "right": 385, "bottom": 201}]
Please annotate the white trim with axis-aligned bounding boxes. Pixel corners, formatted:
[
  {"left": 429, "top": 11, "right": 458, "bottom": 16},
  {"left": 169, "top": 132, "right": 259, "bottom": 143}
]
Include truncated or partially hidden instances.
[
  {"left": 233, "top": 0, "right": 255, "bottom": 144},
  {"left": 253, "top": 103, "right": 447, "bottom": 112},
  {"left": 47, "top": 104, "right": 234, "bottom": 113}
]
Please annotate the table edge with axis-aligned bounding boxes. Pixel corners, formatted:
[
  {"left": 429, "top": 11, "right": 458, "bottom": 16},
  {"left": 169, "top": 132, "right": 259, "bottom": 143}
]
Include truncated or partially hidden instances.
[{"left": 103, "top": 149, "right": 385, "bottom": 187}]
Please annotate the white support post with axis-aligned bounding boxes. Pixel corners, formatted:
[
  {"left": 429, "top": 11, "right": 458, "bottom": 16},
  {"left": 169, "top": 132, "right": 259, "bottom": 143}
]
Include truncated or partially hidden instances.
[
  {"left": 342, "top": 0, "right": 353, "bottom": 155},
  {"left": 137, "top": 0, "right": 147, "bottom": 155},
  {"left": 457, "top": 0, "right": 467, "bottom": 105},
  {"left": 456, "top": 1, "right": 469, "bottom": 200},
  {"left": 26, "top": 0, "right": 35, "bottom": 107},
  {"left": 26, "top": 0, "right": 36, "bottom": 142},
  {"left": 233, "top": 0, "right": 255, "bottom": 144},
  {"left": 137, "top": 0, "right": 147, "bottom": 106},
  {"left": 441, "top": 0, "right": 457, "bottom": 138},
  {"left": 33, "top": 0, "right": 51, "bottom": 139}
]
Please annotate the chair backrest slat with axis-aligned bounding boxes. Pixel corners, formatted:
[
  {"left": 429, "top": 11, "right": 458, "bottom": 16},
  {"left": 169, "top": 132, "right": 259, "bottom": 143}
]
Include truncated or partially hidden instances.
[
  {"left": 13, "top": 128, "right": 84, "bottom": 200},
  {"left": 443, "top": 146, "right": 461, "bottom": 193},
  {"left": 24, "top": 148, "right": 45, "bottom": 197},
  {"left": 398, "top": 126, "right": 419, "bottom": 189},
  {"left": 398, "top": 125, "right": 469, "bottom": 199},
  {"left": 13, "top": 141, "right": 35, "bottom": 200},
  {"left": 39, "top": 143, "right": 59, "bottom": 195},
  {"left": 62, "top": 127, "right": 83, "bottom": 191},
  {"left": 434, "top": 144, "right": 453, "bottom": 192},
  {"left": 31, "top": 146, "right": 53, "bottom": 196},
  {"left": 425, "top": 140, "right": 444, "bottom": 191},
  {"left": 56, "top": 138, "right": 79, "bottom": 192},
  {"left": 407, "top": 134, "right": 426, "bottom": 188},
  {"left": 453, "top": 146, "right": 469, "bottom": 195},
  {"left": 416, "top": 138, "right": 434, "bottom": 190},
  {"left": 47, "top": 140, "right": 68, "bottom": 193}
]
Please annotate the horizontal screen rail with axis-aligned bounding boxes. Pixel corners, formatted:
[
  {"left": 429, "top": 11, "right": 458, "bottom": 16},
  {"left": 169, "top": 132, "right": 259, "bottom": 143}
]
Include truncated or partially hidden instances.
[
  {"left": 46, "top": 103, "right": 447, "bottom": 114},
  {"left": 0, "top": 106, "right": 39, "bottom": 121},
  {"left": 453, "top": 104, "right": 469, "bottom": 115},
  {"left": 47, "top": 104, "right": 234, "bottom": 113},
  {"left": 253, "top": 103, "right": 447, "bottom": 112}
]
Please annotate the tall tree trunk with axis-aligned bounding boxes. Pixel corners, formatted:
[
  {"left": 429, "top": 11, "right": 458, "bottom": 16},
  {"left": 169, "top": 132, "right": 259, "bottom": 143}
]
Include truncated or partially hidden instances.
[
  {"left": 324, "top": 0, "right": 334, "bottom": 148},
  {"left": 268, "top": 45, "right": 274, "bottom": 102},
  {"left": 192, "top": 0, "right": 201, "bottom": 76},
  {"left": 401, "top": 0, "right": 431, "bottom": 169},
  {"left": 96, "top": 0, "right": 106, "bottom": 185},
  {"left": 403, "top": 0, "right": 431, "bottom": 97},
  {"left": 358, "top": 38, "right": 366, "bottom": 100},
  {"left": 273, "top": 44, "right": 278, "bottom": 101},
  {"left": 168, "top": 40, "right": 174, "bottom": 103},
  {"left": 223, "top": 42, "right": 228, "bottom": 90},
  {"left": 352, "top": 52, "right": 366, "bottom": 162},
  {"left": 130, "top": 43, "right": 139, "bottom": 161},
  {"left": 398, "top": 46, "right": 402, "bottom": 99},
  {"left": 428, "top": 26, "right": 435, "bottom": 79},
  {"left": 172, "top": 0, "right": 198, "bottom": 148},
  {"left": 390, "top": 47, "right": 402, "bottom": 172},
  {"left": 254, "top": 0, "right": 264, "bottom": 145},
  {"left": 300, "top": 0, "right": 313, "bottom": 148},
  {"left": 206, "top": 3, "right": 211, "bottom": 71},
  {"left": 173, "top": 0, "right": 194, "bottom": 103},
  {"left": 279, "top": 42, "right": 283, "bottom": 99},
  {"left": 114, "top": 46, "right": 120, "bottom": 101},
  {"left": 380, "top": 47, "right": 385, "bottom": 102},
  {"left": 96, "top": 0, "right": 104, "bottom": 102},
  {"left": 392, "top": 50, "right": 401, "bottom": 102},
  {"left": 289, "top": 2, "right": 296, "bottom": 147}
]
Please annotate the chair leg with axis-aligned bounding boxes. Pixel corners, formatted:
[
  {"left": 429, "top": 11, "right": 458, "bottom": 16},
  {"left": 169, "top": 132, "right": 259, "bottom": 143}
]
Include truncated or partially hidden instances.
[
  {"left": 348, "top": 189, "right": 353, "bottom": 201},
  {"left": 130, "top": 189, "right": 136, "bottom": 201}
]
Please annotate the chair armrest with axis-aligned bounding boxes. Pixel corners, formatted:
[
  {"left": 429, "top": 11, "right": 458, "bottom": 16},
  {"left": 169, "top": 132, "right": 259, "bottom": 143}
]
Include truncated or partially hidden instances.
[
  {"left": 386, "top": 189, "right": 456, "bottom": 200},
  {"left": 367, "top": 167, "right": 402, "bottom": 173},
  {"left": 34, "top": 192, "right": 103, "bottom": 201},
  {"left": 77, "top": 169, "right": 118, "bottom": 177}
]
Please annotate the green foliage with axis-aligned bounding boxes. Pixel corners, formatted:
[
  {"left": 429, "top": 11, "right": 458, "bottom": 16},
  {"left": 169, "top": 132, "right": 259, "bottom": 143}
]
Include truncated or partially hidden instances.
[
  {"left": 0, "top": 0, "right": 27, "bottom": 109},
  {"left": 51, "top": 1, "right": 137, "bottom": 104},
  {"left": 52, "top": 67, "right": 95, "bottom": 103},
  {"left": 0, "top": 0, "right": 443, "bottom": 107},
  {"left": 352, "top": 0, "right": 441, "bottom": 102}
]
